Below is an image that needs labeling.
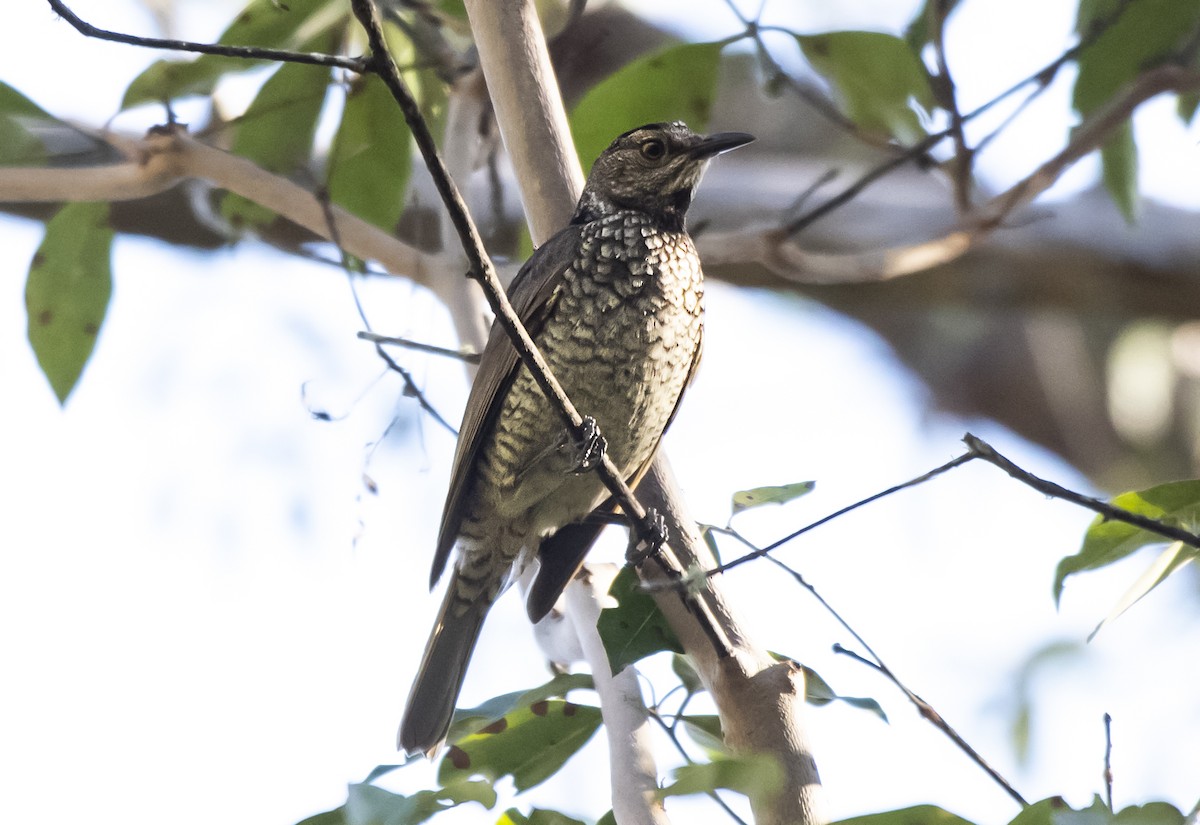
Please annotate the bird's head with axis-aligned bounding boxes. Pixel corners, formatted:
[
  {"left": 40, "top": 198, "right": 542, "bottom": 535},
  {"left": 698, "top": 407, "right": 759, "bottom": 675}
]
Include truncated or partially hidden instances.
[{"left": 572, "top": 121, "right": 754, "bottom": 228}]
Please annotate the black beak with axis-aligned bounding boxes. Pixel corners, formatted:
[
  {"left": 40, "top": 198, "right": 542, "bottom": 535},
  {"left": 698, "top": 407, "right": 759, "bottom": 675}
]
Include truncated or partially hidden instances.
[{"left": 689, "top": 131, "right": 756, "bottom": 159}]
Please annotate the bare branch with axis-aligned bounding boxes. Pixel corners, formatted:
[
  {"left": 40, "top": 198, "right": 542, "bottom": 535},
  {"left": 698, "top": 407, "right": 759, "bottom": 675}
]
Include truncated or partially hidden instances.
[
  {"left": 45, "top": 0, "right": 367, "bottom": 72},
  {"left": 358, "top": 331, "right": 481, "bottom": 364},
  {"left": 927, "top": 0, "right": 973, "bottom": 212},
  {"left": 702, "top": 65, "right": 1200, "bottom": 286}
]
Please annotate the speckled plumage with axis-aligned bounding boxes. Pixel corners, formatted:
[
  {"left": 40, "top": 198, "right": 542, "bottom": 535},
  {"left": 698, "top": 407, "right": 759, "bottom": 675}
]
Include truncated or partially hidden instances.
[{"left": 399, "top": 122, "right": 754, "bottom": 756}]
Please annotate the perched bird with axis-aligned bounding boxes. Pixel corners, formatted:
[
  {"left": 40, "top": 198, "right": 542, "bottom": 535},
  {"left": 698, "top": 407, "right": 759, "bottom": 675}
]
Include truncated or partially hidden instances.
[{"left": 399, "top": 121, "right": 754, "bottom": 756}]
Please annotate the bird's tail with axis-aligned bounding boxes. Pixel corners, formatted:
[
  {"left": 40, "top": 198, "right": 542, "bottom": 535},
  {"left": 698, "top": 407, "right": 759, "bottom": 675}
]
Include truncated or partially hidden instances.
[{"left": 397, "top": 575, "right": 490, "bottom": 757}]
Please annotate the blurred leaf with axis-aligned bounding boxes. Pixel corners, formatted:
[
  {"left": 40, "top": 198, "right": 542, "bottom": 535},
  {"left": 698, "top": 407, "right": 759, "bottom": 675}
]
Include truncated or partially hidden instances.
[
  {"left": 680, "top": 714, "right": 728, "bottom": 758},
  {"left": 1006, "top": 640, "right": 1083, "bottom": 766},
  {"left": 731, "top": 480, "right": 815, "bottom": 515},
  {"left": 597, "top": 565, "right": 683, "bottom": 674},
  {"left": 446, "top": 671, "right": 594, "bottom": 745},
  {"left": 497, "top": 809, "right": 587, "bottom": 825},
  {"left": 437, "top": 700, "right": 602, "bottom": 793},
  {"left": 220, "top": 30, "right": 335, "bottom": 229},
  {"left": 699, "top": 524, "right": 722, "bottom": 565},
  {"left": 1099, "top": 120, "right": 1138, "bottom": 223},
  {"left": 904, "top": 0, "right": 963, "bottom": 51},
  {"left": 327, "top": 74, "right": 411, "bottom": 230},
  {"left": 1178, "top": 92, "right": 1200, "bottom": 124},
  {"left": 0, "top": 81, "right": 57, "bottom": 164},
  {"left": 658, "top": 753, "right": 783, "bottom": 807},
  {"left": 295, "top": 808, "right": 347, "bottom": 825},
  {"left": 1054, "top": 479, "right": 1200, "bottom": 604},
  {"left": 800, "top": 664, "right": 888, "bottom": 722},
  {"left": 597, "top": 813, "right": 616, "bottom": 825},
  {"left": 671, "top": 653, "right": 704, "bottom": 694},
  {"left": 25, "top": 202, "right": 114, "bottom": 404},
  {"left": 323, "top": 780, "right": 496, "bottom": 825},
  {"left": 795, "top": 31, "right": 935, "bottom": 143},
  {"left": 1072, "top": 0, "right": 1200, "bottom": 217},
  {"left": 1088, "top": 540, "right": 1197, "bottom": 641},
  {"left": 570, "top": 41, "right": 727, "bottom": 172},
  {"left": 837, "top": 805, "right": 979, "bottom": 825},
  {"left": 122, "top": 0, "right": 346, "bottom": 108},
  {"left": 1009, "top": 795, "right": 1183, "bottom": 825}
]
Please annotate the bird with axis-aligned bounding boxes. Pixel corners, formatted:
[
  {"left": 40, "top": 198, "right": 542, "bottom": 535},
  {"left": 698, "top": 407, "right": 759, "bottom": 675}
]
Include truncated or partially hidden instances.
[{"left": 398, "top": 121, "right": 754, "bottom": 756}]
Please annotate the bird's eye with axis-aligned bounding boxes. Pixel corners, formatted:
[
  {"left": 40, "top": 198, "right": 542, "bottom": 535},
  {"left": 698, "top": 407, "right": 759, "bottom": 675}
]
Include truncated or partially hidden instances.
[{"left": 640, "top": 139, "right": 667, "bottom": 162}]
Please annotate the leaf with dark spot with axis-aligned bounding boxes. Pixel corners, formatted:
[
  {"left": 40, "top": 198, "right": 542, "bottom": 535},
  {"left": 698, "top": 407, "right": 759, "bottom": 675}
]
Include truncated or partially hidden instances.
[{"left": 25, "top": 202, "right": 114, "bottom": 404}]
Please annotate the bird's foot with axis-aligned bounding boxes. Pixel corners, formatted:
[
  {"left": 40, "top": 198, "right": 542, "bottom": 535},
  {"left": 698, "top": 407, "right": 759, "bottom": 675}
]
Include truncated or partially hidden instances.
[
  {"left": 627, "top": 508, "right": 668, "bottom": 563},
  {"left": 567, "top": 416, "right": 607, "bottom": 474}
]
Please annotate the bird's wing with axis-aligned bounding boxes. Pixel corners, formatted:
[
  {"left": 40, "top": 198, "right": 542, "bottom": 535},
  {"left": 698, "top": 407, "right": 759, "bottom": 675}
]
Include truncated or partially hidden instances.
[
  {"left": 429, "top": 224, "right": 585, "bottom": 587},
  {"left": 525, "top": 321, "right": 704, "bottom": 622}
]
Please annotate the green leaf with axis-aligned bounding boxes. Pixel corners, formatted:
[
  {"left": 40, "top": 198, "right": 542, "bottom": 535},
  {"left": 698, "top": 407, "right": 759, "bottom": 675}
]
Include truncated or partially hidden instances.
[
  {"left": 1008, "top": 796, "right": 1183, "bottom": 825},
  {"left": 497, "top": 808, "right": 588, "bottom": 825},
  {"left": 1099, "top": 120, "right": 1138, "bottom": 223},
  {"left": 1088, "top": 540, "right": 1198, "bottom": 641},
  {"left": 25, "top": 202, "right": 114, "bottom": 404},
  {"left": 680, "top": 714, "right": 728, "bottom": 758},
  {"left": 799, "top": 664, "right": 888, "bottom": 722},
  {"left": 220, "top": 30, "right": 335, "bottom": 229},
  {"left": 1073, "top": 0, "right": 1200, "bottom": 115},
  {"left": 1071, "top": 0, "right": 1200, "bottom": 216},
  {"left": 596, "top": 565, "right": 683, "bottom": 674},
  {"left": 904, "top": 0, "right": 963, "bottom": 52},
  {"left": 658, "top": 753, "right": 783, "bottom": 808},
  {"left": 597, "top": 813, "right": 616, "bottom": 825},
  {"left": 0, "top": 82, "right": 58, "bottom": 165},
  {"left": 836, "top": 804, "right": 979, "bottom": 825},
  {"left": 294, "top": 808, "right": 348, "bottom": 825},
  {"left": 327, "top": 74, "right": 412, "bottom": 231},
  {"left": 671, "top": 653, "right": 704, "bottom": 694},
  {"left": 122, "top": 0, "right": 345, "bottom": 108},
  {"left": 731, "top": 480, "right": 815, "bottom": 515},
  {"left": 330, "top": 780, "right": 495, "bottom": 825},
  {"left": 446, "top": 671, "right": 594, "bottom": 745},
  {"left": 570, "top": 41, "right": 727, "bottom": 173},
  {"left": 1178, "top": 92, "right": 1200, "bottom": 125},
  {"left": 795, "top": 31, "right": 935, "bottom": 143},
  {"left": 699, "top": 525, "right": 722, "bottom": 565},
  {"left": 1007, "top": 641, "right": 1083, "bottom": 765},
  {"left": 1054, "top": 479, "right": 1200, "bottom": 604},
  {"left": 437, "top": 700, "right": 602, "bottom": 793}
]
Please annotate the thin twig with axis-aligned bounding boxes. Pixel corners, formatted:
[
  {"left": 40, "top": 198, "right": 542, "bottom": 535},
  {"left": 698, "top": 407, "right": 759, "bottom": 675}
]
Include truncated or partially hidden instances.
[
  {"left": 708, "top": 523, "right": 1029, "bottom": 805},
  {"left": 1103, "top": 712, "right": 1114, "bottom": 811},
  {"left": 710, "top": 452, "right": 975, "bottom": 575},
  {"left": 316, "top": 186, "right": 459, "bottom": 437},
  {"left": 45, "top": 0, "right": 367, "bottom": 72},
  {"left": 929, "top": 0, "right": 972, "bottom": 212},
  {"left": 783, "top": 0, "right": 1144, "bottom": 236},
  {"left": 832, "top": 639, "right": 1029, "bottom": 807},
  {"left": 358, "top": 331, "right": 482, "bottom": 364},
  {"left": 963, "top": 434, "right": 1200, "bottom": 551},
  {"left": 645, "top": 710, "right": 751, "bottom": 825}
]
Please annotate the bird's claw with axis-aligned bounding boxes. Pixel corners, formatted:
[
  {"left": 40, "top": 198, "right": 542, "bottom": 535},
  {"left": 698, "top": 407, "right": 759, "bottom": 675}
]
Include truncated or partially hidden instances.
[
  {"left": 567, "top": 416, "right": 607, "bottom": 474},
  {"left": 627, "top": 509, "right": 668, "bottom": 563}
]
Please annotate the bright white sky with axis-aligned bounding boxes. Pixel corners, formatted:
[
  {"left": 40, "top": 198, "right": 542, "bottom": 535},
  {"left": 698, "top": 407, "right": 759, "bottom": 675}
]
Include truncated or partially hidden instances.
[{"left": 1, "top": 2, "right": 1198, "bottom": 825}]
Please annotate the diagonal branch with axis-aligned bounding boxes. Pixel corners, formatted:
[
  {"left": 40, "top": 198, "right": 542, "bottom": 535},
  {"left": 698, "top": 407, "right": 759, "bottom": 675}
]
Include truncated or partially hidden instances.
[
  {"left": 45, "top": 0, "right": 367, "bottom": 72},
  {"left": 701, "top": 64, "right": 1200, "bottom": 286}
]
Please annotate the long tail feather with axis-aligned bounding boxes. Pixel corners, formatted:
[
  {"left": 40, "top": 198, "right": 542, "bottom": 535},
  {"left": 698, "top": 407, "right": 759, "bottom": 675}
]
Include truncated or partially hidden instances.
[{"left": 398, "top": 577, "right": 490, "bottom": 756}]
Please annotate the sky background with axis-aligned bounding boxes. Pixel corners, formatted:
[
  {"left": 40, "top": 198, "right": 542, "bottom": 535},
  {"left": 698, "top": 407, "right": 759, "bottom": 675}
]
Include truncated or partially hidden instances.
[{"left": 1, "top": 1, "right": 1198, "bottom": 824}]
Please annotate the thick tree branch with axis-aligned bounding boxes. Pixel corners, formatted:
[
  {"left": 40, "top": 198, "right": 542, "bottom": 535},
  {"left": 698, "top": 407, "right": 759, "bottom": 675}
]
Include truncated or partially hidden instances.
[{"left": 0, "top": 127, "right": 436, "bottom": 285}]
